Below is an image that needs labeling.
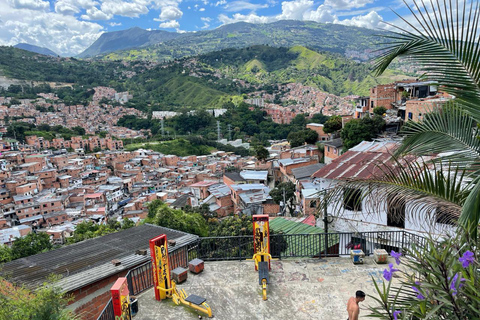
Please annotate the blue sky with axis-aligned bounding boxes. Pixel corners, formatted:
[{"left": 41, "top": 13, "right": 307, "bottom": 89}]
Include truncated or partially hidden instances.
[{"left": 0, "top": 0, "right": 412, "bottom": 56}]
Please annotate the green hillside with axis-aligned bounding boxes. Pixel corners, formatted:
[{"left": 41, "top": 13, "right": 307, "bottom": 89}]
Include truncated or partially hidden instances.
[
  {"left": 196, "top": 45, "right": 413, "bottom": 96},
  {"left": 98, "top": 20, "right": 382, "bottom": 62}
]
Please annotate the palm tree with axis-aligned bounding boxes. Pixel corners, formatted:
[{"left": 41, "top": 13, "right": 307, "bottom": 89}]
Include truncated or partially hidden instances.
[{"left": 324, "top": 0, "right": 480, "bottom": 237}]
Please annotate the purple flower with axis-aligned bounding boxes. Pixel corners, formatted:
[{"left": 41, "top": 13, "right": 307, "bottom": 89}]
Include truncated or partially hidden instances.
[
  {"left": 412, "top": 283, "right": 425, "bottom": 300},
  {"left": 383, "top": 263, "right": 398, "bottom": 281},
  {"left": 449, "top": 273, "right": 466, "bottom": 296},
  {"left": 391, "top": 250, "right": 402, "bottom": 265},
  {"left": 459, "top": 250, "right": 475, "bottom": 268},
  {"left": 393, "top": 310, "right": 401, "bottom": 320}
]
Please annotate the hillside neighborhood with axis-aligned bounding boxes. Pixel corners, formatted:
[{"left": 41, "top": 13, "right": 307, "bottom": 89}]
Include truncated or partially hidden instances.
[{"left": 0, "top": 1, "right": 478, "bottom": 318}]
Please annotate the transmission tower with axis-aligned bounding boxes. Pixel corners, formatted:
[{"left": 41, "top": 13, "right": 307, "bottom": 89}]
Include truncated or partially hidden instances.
[
  {"left": 228, "top": 124, "right": 232, "bottom": 141},
  {"left": 161, "top": 119, "right": 165, "bottom": 137},
  {"left": 217, "top": 121, "right": 221, "bottom": 141}
]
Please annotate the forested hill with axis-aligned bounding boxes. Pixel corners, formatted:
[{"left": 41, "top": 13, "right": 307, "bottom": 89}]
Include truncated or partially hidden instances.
[
  {"left": 97, "top": 20, "right": 382, "bottom": 62},
  {"left": 0, "top": 46, "right": 128, "bottom": 85},
  {"left": 196, "top": 45, "right": 411, "bottom": 97},
  {"left": 14, "top": 43, "right": 58, "bottom": 57},
  {"left": 0, "top": 45, "right": 411, "bottom": 107}
]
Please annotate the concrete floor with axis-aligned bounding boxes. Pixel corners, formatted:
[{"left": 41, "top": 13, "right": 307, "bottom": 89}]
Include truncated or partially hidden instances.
[{"left": 135, "top": 257, "right": 405, "bottom": 320}]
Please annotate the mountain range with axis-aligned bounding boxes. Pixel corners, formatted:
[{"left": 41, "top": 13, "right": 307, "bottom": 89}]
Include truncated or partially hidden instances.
[
  {"left": 79, "top": 20, "right": 383, "bottom": 62},
  {"left": 14, "top": 43, "right": 58, "bottom": 57}
]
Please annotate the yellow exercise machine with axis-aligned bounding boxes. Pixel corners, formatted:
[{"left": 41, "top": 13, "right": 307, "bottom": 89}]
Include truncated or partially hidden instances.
[
  {"left": 248, "top": 214, "right": 273, "bottom": 301},
  {"left": 149, "top": 234, "right": 213, "bottom": 318}
]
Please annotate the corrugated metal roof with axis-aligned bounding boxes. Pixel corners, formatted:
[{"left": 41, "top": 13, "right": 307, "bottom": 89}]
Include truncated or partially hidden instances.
[
  {"left": 270, "top": 218, "right": 324, "bottom": 234},
  {"left": 312, "top": 141, "right": 400, "bottom": 180},
  {"left": 240, "top": 170, "right": 268, "bottom": 181},
  {"left": 291, "top": 163, "right": 325, "bottom": 180},
  {"left": 269, "top": 218, "right": 338, "bottom": 255},
  {"left": 0, "top": 224, "right": 198, "bottom": 290}
]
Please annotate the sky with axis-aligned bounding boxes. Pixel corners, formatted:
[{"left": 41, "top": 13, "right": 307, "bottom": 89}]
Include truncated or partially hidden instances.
[{"left": 0, "top": 0, "right": 414, "bottom": 56}]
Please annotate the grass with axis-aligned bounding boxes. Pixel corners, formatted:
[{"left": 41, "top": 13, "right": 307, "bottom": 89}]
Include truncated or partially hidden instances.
[{"left": 125, "top": 139, "right": 216, "bottom": 156}]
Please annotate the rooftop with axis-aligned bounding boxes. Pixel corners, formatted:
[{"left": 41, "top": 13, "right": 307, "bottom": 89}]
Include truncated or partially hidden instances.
[
  {"left": 0, "top": 224, "right": 197, "bottom": 290},
  {"left": 135, "top": 257, "right": 405, "bottom": 320}
]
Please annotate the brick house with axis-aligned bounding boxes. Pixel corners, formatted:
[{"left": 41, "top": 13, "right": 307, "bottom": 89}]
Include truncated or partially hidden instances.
[{"left": 324, "top": 139, "right": 344, "bottom": 164}]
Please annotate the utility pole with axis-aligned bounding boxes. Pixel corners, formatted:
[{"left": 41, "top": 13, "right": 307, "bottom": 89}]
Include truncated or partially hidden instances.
[
  {"left": 283, "top": 187, "right": 287, "bottom": 217},
  {"left": 322, "top": 189, "right": 329, "bottom": 257}
]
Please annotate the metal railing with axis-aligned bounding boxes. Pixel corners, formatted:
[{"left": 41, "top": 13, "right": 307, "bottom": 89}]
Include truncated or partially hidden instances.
[
  {"left": 96, "top": 298, "right": 114, "bottom": 320},
  {"left": 96, "top": 230, "right": 429, "bottom": 320}
]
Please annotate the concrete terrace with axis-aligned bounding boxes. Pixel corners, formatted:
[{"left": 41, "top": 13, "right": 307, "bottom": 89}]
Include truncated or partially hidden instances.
[{"left": 135, "top": 257, "right": 406, "bottom": 320}]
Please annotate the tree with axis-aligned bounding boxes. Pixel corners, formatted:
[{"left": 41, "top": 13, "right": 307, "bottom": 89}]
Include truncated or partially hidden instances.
[
  {"left": 255, "top": 146, "right": 269, "bottom": 161},
  {"left": 208, "top": 215, "right": 253, "bottom": 237},
  {"left": 11, "top": 232, "right": 53, "bottom": 259},
  {"left": 72, "top": 126, "right": 86, "bottom": 136},
  {"left": 309, "top": 113, "right": 329, "bottom": 124},
  {"left": 287, "top": 129, "right": 319, "bottom": 148},
  {"left": 149, "top": 201, "right": 208, "bottom": 236},
  {"left": 0, "top": 245, "right": 13, "bottom": 263},
  {"left": 121, "top": 218, "right": 135, "bottom": 229},
  {"left": 373, "top": 106, "right": 387, "bottom": 116},
  {"left": 340, "top": 115, "right": 385, "bottom": 150},
  {"left": 0, "top": 275, "right": 78, "bottom": 320},
  {"left": 322, "top": 115, "right": 342, "bottom": 134},
  {"left": 269, "top": 182, "right": 296, "bottom": 216}
]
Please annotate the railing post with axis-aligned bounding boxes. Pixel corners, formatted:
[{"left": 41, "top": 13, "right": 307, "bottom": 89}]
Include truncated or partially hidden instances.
[{"left": 126, "top": 271, "right": 133, "bottom": 295}]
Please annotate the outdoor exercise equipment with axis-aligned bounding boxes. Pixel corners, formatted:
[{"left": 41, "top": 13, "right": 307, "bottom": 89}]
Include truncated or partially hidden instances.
[
  {"left": 248, "top": 214, "right": 273, "bottom": 301},
  {"left": 150, "top": 234, "right": 213, "bottom": 318}
]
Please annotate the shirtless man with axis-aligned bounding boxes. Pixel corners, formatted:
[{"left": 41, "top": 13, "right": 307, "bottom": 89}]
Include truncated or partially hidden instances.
[{"left": 346, "top": 290, "right": 366, "bottom": 320}]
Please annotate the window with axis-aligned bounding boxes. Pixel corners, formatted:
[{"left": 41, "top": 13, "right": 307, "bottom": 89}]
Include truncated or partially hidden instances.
[
  {"left": 343, "top": 188, "right": 362, "bottom": 211},
  {"left": 408, "top": 112, "right": 413, "bottom": 120},
  {"left": 387, "top": 196, "right": 406, "bottom": 228},
  {"left": 309, "top": 200, "right": 317, "bottom": 208},
  {"left": 327, "top": 146, "right": 331, "bottom": 152},
  {"left": 435, "top": 206, "right": 457, "bottom": 226}
]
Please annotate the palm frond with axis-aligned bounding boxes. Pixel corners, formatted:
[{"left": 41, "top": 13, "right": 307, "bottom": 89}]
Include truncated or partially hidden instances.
[
  {"left": 395, "top": 102, "right": 480, "bottom": 167},
  {"left": 374, "top": 0, "right": 480, "bottom": 120},
  {"left": 459, "top": 179, "right": 480, "bottom": 237},
  {"left": 321, "top": 157, "right": 470, "bottom": 224}
]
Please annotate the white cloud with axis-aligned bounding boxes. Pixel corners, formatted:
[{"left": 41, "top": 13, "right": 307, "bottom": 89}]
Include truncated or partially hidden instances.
[
  {"left": 305, "top": 4, "right": 336, "bottom": 23},
  {"left": 54, "top": 0, "right": 98, "bottom": 15},
  {"left": 158, "top": 5, "right": 183, "bottom": 20},
  {"left": 81, "top": 7, "right": 113, "bottom": 20},
  {"left": 100, "top": 0, "right": 149, "bottom": 18},
  {"left": 215, "top": 0, "right": 226, "bottom": 6},
  {"left": 218, "top": 0, "right": 385, "bottom": 31},
  {"left": 8, "top": 0, "right": 49, "bottom": 11},
  {"left": 218, "top": 12, "right": 273, "bottom": 24},
  {"left": 224, "top": 1, "right": 269, "bottom": 12},
  {"left": 199, "top": 7, "right": 205, "bottom": 11},
  {"left": 323, "top": 0, "right": 374, "bottom": 10},
  {"left": 201, "top": 16, "right": 211, "bottom": 22},
  {"left": 109, "top": 22, "right": 122, "bottom": 26},
  {"left": 159, "top": 20, "right": 180, "bottom": 28},
  {"left": 278, "top": 0, "right": 313, "bottom": 20},
  {"left": 0, "top": 1, "right": 103, "bottom": 56},
  {"left": 201, "top": 22, "right": 210, "bottom": 29},
  {"left": 335, "top": 10, "right": 383, "bottom": 29}
]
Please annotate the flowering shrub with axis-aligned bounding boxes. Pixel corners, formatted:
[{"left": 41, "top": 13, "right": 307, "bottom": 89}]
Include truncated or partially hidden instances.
[{"left": 368, "top": 234, "right": 479, "bottom": 319}]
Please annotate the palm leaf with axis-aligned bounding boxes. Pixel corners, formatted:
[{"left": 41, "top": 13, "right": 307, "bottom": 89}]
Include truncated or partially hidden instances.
[
  {"left": 395, "top": 102, "right": 480, "bottom": 168},
  {"left": 374, "top": 0, "right": 480, "bottom": 121}
]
